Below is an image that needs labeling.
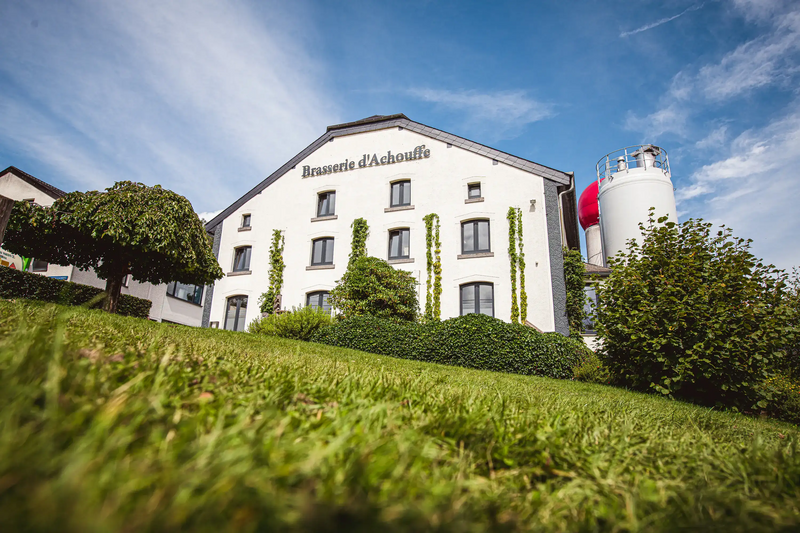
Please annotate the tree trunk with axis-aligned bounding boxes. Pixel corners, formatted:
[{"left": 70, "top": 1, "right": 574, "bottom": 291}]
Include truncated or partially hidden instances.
[
  {"left": 103, "top": 273, "right": 125, "bottom": 314},
  {"left": 0, "top": 195, "right": 14, "bottom": 247}
]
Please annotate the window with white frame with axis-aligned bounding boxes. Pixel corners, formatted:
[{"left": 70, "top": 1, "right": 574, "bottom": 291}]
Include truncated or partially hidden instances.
[
  {"left": 460, "top": 283, "right": 494, "bottom": 317},
  {"left": 388, "top": 228, "right": 410, "bottom": 260},
  {"left": 241, "top": 214, "right": 251, "bottom": 228}
]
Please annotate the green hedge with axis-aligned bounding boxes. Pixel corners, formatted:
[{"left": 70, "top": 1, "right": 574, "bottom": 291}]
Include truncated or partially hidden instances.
[
  {"left": 0, "top": 267, "right": 152, "bottom": 319},
  {"left": 310, "top": 313, "right": 590, "bottom": 380}
]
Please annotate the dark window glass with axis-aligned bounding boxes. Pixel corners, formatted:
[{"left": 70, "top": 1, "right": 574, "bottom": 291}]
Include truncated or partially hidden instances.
[
  {"left": 461, "top": 220, "right": 491, "bottom": 254},
  {"left": 390, "top": 180, "right": 411, "bottom": 207},
  {"left": 388, "top": 228, "right": 410, "bottom": 259},
  {"left": 306, "top": 291, "right": 332, "bottom": 313},
  {"left": 582, "top": 286, "right": 598, "bottom": 333},
  {"left": 31, "top": 259, "right": 48, "bottom": 272},
  {"left": 460, "top": 283, "right": 494, "bottom": 317},
  {"left": 317, "top": 191, "right": 336, "bottom": 217},
  {"left": 233, "top": 246, "right": 251, "bottom": 272},
  {"left": 225, "top": 295, "right": 248, "bottom": 331},
  {"left": 468, "top": 183, "right": 481, "bottom": 198},
  {"left": 122, "top": 274, "right": 130, "bottom": 287},
  {"left": 167, "top": 281, "right": 204, "bottom": 305},
  {"left": 311, "top": 238, "right": 334, "bottom": 265},
  {"left": 241, "top": 214, "right": 251, "bottom": 228}
]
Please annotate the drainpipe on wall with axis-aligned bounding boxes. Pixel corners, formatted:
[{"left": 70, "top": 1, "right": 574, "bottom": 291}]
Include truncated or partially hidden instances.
[{"left": 557, "top": 172, "right": 575, "bottom": 249}]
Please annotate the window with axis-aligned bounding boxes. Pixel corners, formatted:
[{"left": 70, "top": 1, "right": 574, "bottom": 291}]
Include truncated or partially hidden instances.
[
  {"left": 233, "top": 246, "right": 252, "bottom": 272},
  {"left": 461, "top": 220, "right": 491, "bottom": 254},
  {"left": 306, "top": 291, "right": 332, "bottom": 313},
  {"left": 317, "top": 191, "right": 336, "bottom": 217},
  {"left": 582, "top": 286, "right": 598, "bottom": 334},
  {"left": 390, "top": 180, "right": 411, "bottom": 207},
  {"left": 468, "top": 183, "right": 481, "bottom": 199},
  {"left": 311, "top": 238, "right": 334, "bottom": 265},
  {"left": 167, "top": 281, "right": 203, "bottom": 305},
  {"left": 388, "top": 228, "right": 410, "bottom": 260},
  {"left": 460, "top": 283, "right": 494, "bottom": 317},
  {"left": 31, "top": 259, "right": 48, "bottom": 272},
  {"left": 224, "top": 295, "right": 248, "bottom": 331},
  {"left": 122, "top": 274, "right": 130, "bottom": 287},
  {"left": 241, "top": 214, "right": 251, "bottom": 228}
]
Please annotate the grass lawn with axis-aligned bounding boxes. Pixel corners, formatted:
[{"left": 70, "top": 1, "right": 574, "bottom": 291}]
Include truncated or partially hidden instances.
[{"left": 1, "top": 300, "right": 798, "bottom": 532}]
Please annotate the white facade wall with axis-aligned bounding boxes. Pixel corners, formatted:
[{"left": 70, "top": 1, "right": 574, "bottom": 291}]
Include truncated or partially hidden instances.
[{"left": 208, "top": 127, "right": 562, "bottom": 331}]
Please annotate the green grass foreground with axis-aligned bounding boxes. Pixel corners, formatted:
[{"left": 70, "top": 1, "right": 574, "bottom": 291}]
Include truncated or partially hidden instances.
[{"left": 1, "top": 301, "right": 798, "bottom": 532}]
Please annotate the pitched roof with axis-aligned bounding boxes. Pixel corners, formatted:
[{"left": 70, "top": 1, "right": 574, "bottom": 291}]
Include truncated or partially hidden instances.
[
  {"left": 584, "top": 262, "right": 612, "bottom": 276},
  {"left": 0, "top": 166, "right": 68, "bottom": 200},
  {"left": 206, "top": 115, "right": 574, "bottom": 230}
]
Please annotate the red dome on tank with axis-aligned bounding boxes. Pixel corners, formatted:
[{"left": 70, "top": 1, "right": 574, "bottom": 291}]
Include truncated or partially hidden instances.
[{"left": 578, "top": 180, "right": 602, "bottom": 230}]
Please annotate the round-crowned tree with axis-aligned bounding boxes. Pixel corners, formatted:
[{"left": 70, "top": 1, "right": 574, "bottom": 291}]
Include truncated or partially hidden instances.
[
  {"left": 328, "top": 256, "right": 418, "bottom": 321},
  {"left": 3, "top": 181, "right": 224, "bottom": 313},
  {"left": 594, "top": 214, "right": 794, "bottom": 410}
]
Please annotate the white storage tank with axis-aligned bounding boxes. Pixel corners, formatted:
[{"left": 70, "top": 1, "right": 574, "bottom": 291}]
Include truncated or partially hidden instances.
[{"left": 596, "top": 145, "right": 677, "bottom": 265}]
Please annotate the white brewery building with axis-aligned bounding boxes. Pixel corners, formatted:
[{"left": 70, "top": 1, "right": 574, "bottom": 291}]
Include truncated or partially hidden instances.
[{"left": 203, "top": 114, "right": 580, "bottom": 333}]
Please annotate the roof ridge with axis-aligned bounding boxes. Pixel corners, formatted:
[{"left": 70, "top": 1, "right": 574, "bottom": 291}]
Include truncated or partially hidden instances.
[{"left": 1, "top": 165, "right": 68, "bottom": 199}]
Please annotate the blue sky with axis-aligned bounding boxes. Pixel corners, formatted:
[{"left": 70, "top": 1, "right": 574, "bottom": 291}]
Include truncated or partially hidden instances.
[{"left": 1, "top": 0, "right": 798, "bottom": 269}]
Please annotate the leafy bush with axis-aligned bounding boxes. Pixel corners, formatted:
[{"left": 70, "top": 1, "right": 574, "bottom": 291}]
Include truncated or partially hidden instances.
[
  {"left": 328, "top": 256, "right": 418, "bottom": 321},
  {"left": 572, "top": 350, "right": 611, "bottom": 384},
  {"left": 311, "top": 313, "right": 590, "bottom": 380},
  {"left": 0, "top": 266, "right": 151, "bottom": 319},
  {"left": 248, "top": 305, "right": 334, "bottom": 341},
  {"left": 595, "top": 214, "right": 794, "bottom": 410},
  {"left": 761, "top": 375, "right": 800, "bottom": 425}
]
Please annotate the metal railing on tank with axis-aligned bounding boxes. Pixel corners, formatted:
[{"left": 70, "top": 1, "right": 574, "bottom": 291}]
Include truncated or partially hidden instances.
[{"left": 596, "top": 145, "right": 671, "bottom": 182}]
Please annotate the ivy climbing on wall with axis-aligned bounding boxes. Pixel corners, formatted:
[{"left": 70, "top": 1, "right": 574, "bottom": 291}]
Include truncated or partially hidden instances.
[
  {"left": 349, "top": 218, "right": 369, "bottom": 267},
  {"left": 259, "top": 229, "right": 285, "bottom": 314},
  {"left": 507, "top": 207, "right": 527, "bottom": 323},
  {"left": 507, "top": 207, "right": 519, "bottom": 323},
  {"left": 517, "top": 207, "right": 527, "bottom": 323},
  {"left": 423, "top": 213, "right": 442, "bottom": 320}
]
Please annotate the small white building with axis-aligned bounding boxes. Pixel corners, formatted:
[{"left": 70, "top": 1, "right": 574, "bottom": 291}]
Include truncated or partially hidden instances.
[
  {"left": 0, "top": 166, "right": 205, "bottom": 326},
  {"left": 203, "top": 114, "right": 579, "bottom": 333}
]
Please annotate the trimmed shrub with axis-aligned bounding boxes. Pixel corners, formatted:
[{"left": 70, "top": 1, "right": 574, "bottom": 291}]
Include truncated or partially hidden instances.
[
  {"left": 329, "top": 256, "right": 418, "bottom": 321},
  {"left": 0, "top": 267, "right": 152, "bottom": 319},
  {"left": 310, "top": 313, "right": 590, "bottom": 380},
  {"left": 761, "top": 375, "right": 800, "bottom": 425},
  {"left": 248, "top": 305, "right": 334, "bottom": 341}
]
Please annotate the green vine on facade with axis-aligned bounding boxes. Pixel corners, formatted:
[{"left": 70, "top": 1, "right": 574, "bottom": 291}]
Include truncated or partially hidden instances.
[
  {"left": 259, "top": 229, "right": 285, "bottom": 314},
  {"left": 423, "top": 213, "right": 442, "bottom": 320},
  {"left": 517, "top": 208, "right": 527, "bottom": 323},
  {"left": 563, "top": 247, "right": 587, "bottom": 340},
  {"left": 507, "top": 207, "right": 519, "bottom": 323},
  {"left": 349, "top": 218, "right": 369, "bottom": 267}
]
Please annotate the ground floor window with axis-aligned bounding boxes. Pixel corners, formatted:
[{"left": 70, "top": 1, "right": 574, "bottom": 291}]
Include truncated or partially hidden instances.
[
  {"left": 582, "top": 286, "right": 598, "bottom": 333},
  {"left": 306, "top": 291, "right": 331, "bottom": 313},
  {"left": 460, "top": 282, "right": 494, "bottom": 317},
  {"left": 225, "top": 295, "right": 248, "bottom": 331},
  {"left": 31, "top": 259, "right": 48, "bottom": 272},
  {"left": 167, "top": 281, "right": 203, "bottom": 305}
]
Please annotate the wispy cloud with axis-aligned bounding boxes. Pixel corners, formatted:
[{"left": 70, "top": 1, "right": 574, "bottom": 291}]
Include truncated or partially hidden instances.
[
  {"left": 677, "top": 106, "right": 800, "bottom": 269},
  {"left": 408, "top": 88, "right": 555, "bottom": 142},
  {"left": 619, "top": 3, "right": 705, "bottom": 38},
  {"left": 0, "top": 0, "right": 339, "bottom": 213}
]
